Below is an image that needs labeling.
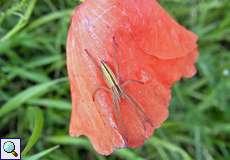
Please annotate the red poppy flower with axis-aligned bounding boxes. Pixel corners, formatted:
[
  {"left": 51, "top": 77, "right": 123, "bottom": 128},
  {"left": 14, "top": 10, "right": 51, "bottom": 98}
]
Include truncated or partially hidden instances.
[{"left": 66, "top": 0, "right": 198, "bottom": 155}]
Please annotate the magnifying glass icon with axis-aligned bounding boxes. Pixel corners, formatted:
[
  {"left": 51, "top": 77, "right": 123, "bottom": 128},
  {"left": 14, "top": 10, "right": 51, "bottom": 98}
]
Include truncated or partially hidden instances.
[{"left": 3, "top": 141, "right": 18, "bottom": 157}]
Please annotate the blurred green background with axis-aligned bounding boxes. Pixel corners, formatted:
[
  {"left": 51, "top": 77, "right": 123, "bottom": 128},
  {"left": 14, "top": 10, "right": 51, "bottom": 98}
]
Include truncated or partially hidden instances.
[{"left": 0, "top": 0, "right": 229, "bottom": 159}]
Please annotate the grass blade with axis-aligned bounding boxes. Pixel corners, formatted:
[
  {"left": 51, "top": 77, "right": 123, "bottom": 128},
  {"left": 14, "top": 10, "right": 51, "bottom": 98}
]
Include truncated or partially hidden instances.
[
  {"left": 0, "top": 0, "right": 37, "bottom": 41},
  {"left": 46, "top": 135, "right": 90, "bottom": 149},
  {"left": 24, "top": 145, "right": 59, "bottom": 160},
  {"left": 150, "top": 137, "right": 192, "bottom": 160},
  {"left": 27, "top": 98, "right": 71, "bottom": 110},
  {"left": 0, "top": 78, "right": 67, "bottom": 118},
  {"left": 22, "top": 107, "right": 44, "bottom": 156}
]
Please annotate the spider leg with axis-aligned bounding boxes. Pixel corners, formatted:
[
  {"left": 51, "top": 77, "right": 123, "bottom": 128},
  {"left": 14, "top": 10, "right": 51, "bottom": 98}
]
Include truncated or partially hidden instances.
[
  {"left": 122, "top": 92, "right": 153, "bottom": 131},
  {"left": 121, "top": 79, "right": 144, "bottom": 88},
  {"left": 84, "top": 49, "right": 111, "bottom": 101},
  {"left": 112, "top": 92, "right": 128, "bottom": 145},
  {"left": 92, "top": 86, "right": 111, "bottom": 101},
  {"left": 92, "top": 85, "right": 128, "bottom": 145},
  {"left": 84, "top": 49, "right": 101, "bottom": 69},
  {"left": 112, "top": 36, "right": 120, "bottom": 81}
]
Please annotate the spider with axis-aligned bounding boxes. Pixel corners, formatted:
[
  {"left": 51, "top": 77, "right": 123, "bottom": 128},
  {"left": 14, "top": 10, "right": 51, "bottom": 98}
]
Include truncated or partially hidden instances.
[{"left": 84, "top": 37, "right": 153, "bottom": 143}]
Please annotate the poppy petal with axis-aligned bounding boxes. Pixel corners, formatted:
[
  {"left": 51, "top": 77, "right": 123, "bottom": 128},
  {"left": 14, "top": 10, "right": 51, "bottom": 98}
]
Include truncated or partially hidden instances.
[
  {"left": 116, "top": 0, "right": 198, "bottom": 59},
  {"left": 66, "top": 0, "right": 199, "bottom": 155}
]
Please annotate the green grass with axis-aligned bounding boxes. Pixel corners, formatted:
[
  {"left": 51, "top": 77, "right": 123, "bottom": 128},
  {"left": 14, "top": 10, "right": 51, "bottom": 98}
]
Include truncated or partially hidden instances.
[{"left": 0, "top": 0, "right": 229, "bottom": 159}]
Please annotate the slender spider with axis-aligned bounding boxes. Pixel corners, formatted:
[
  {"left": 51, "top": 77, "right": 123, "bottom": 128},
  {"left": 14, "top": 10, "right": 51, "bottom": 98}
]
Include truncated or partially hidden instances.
[{"left": 84, "top": 37, "right": 153, "bottom": 143}]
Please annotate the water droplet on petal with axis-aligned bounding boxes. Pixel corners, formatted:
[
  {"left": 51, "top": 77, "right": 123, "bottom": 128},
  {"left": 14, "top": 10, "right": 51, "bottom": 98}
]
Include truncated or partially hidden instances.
[{"left": 139, "top": 70, "right": 151, "bottom": 83}]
